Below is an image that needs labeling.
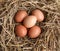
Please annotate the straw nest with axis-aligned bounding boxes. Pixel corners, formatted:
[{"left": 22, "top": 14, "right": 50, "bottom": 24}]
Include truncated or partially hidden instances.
[{"left": 0, "top": 0, "right": 60, "bottom": 51}]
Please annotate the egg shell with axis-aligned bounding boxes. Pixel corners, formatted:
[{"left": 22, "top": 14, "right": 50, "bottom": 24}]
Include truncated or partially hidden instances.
[
  {"left": 23, "top": 15, "right": 37, "bottom": 28},
  {"left": 28, "top": 26, "right": 41, "bottom": 38},
  {"left": 32, "top": 9, "right": 44, "bottom": 22},
  {"left": 15, "top": 25, "right": 27, "bottom": 37},
  {"left": 14, "top": 10, "right": 28, "bottom": 22}
]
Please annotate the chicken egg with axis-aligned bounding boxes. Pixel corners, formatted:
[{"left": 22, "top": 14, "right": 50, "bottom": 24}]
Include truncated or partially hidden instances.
[
  {"left": 15, "top": 25, "right": 27, "bottom": 37},
  {"left": 32, "top": 9, "right": 44, "bottom": 22},
  {"left": 23, "top": 15, "right": 37, "bottom": 28},
  {"left": 28, "top": 26, "right": 41, "bottom": 38},
  {"left": 14, "top": 10, "right": 28, "bottom": 22}
]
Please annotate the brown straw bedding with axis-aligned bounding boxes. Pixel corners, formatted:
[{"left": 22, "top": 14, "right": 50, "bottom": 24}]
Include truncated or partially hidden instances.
[{"left": 0, "top": 0, "right": 60, "bottom": 51}]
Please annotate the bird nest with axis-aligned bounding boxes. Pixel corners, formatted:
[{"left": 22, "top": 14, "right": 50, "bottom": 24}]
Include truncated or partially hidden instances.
[{"left": 0, "top": 0, "right": 60, "bottom": 51}]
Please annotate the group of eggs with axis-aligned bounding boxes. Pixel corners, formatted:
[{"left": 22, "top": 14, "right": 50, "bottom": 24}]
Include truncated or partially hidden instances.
[{"left": 14, "top": 9, "right": 44, "bottom": 38}]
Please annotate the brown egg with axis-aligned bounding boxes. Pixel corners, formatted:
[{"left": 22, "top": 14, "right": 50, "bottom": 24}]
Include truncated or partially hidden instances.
[
  {"left": 14, "top": 10, "right": 28, "bottom": 22},
  {"left": 32, "top": 9, "right": 44, "bottom": 22},
  {"left": 15, "top": 25, "right": 27, "bottom": 37},
  {"left": 23, "top": 15, "right": 37, "bottom": 28},
  {"left": 28, "top": 26, "right": 41, "bottom": 38}
]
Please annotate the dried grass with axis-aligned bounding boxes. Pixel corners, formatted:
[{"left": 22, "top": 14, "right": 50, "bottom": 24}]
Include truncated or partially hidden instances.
[{"left": 0, "top": 0, "right": 60, "bottom": 51}]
